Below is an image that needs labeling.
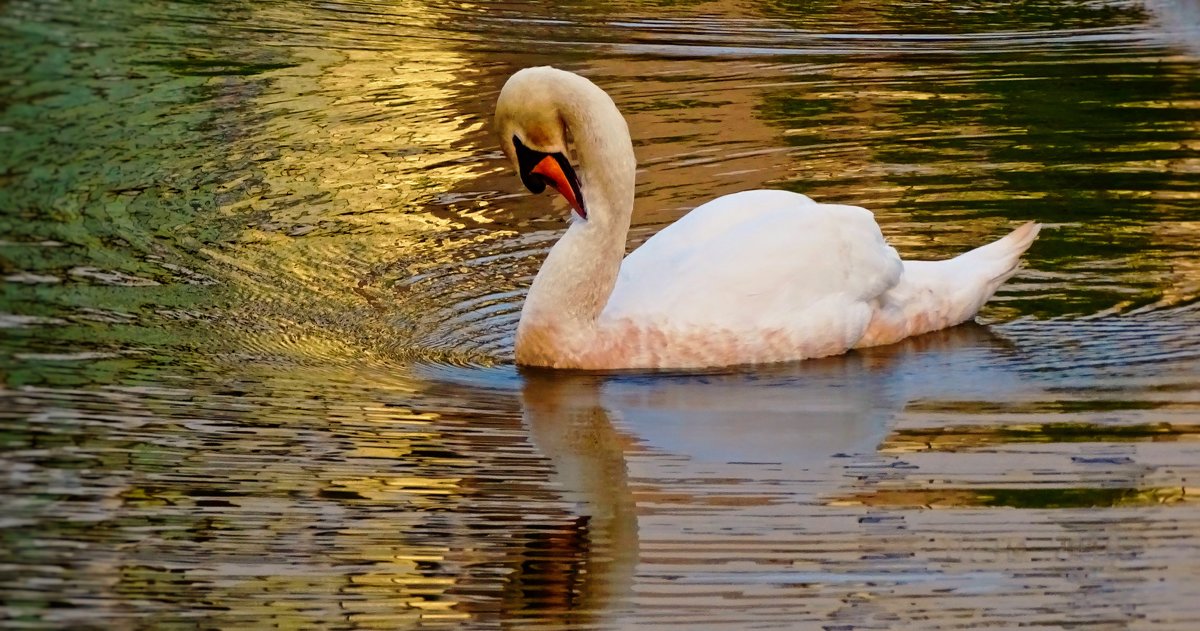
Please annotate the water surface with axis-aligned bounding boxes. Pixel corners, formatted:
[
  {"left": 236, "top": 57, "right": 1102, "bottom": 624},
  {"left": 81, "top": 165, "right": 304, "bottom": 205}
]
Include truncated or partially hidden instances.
[{"left": 2, "top": 0, "right": 1199, "bottom": 628}]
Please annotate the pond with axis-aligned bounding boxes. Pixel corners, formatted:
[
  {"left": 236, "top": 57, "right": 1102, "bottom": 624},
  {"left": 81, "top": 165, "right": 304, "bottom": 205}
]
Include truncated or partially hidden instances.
[{"left": 2, "top": 0, "right": 1199, "bottom": 628}]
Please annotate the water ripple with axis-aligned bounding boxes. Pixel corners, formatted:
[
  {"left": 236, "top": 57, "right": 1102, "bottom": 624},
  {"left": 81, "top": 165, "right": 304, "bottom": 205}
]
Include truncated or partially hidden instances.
[{"left": 3, "top": 0, "right": 1199, "bottom": 627}]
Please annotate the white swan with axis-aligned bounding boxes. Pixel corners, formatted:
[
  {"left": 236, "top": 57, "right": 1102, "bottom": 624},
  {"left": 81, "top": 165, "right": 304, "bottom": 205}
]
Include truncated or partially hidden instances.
[{"left": 495, "top": 66, "right": 1040, "bottom": 370}]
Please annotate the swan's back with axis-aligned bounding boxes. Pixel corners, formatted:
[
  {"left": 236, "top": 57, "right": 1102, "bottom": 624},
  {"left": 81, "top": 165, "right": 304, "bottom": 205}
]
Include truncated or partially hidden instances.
[{"left": 602, "top": 190, "right": 903, "bottom": 351}]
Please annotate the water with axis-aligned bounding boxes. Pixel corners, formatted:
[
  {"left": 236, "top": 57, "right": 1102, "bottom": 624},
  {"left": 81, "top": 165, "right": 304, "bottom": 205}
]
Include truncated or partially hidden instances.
[{"left": 2, "top": 0, "right": 1199, "bottom": 628}]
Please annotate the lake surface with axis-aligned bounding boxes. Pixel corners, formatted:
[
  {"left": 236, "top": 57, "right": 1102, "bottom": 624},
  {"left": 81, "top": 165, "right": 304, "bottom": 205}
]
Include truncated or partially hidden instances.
[{"left": 2, "top": 0, "right": 1199, "bottom": 628}]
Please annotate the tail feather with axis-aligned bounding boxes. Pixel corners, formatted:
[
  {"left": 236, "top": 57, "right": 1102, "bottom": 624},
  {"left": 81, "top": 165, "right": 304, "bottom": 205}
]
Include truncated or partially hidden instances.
[
  {"left": 956, "top": 221, "right": 1041, "bottom": 293},
  {"left": 857, "top": 222, "right": 1041, "bottom": 348}
]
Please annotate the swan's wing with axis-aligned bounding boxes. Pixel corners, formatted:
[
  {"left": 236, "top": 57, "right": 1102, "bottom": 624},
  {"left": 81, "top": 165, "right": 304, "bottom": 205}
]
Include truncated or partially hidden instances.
[{"left": 604, "top": 190, "right": 902, "bottom": 343}]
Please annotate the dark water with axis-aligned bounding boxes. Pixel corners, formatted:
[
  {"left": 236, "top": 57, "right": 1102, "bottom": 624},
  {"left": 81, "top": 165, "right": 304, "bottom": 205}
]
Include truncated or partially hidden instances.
[{"left": 2, "top": 0, "right": 1199, "bottom": 628}]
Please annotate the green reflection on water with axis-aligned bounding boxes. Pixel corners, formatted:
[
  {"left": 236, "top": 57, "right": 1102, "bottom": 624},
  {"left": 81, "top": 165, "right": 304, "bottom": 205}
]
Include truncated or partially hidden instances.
[
  {"left": 835, "top": 485, "right": 1191, "bottom": 509},
  {"left": 883, "top": 422, "right": 1200, "bottom": 453},
  {"left": 0, "top": 0, "right": 264, "bottom": 384},
  {"left": 761, "top": 0, "right": 1152, "bottom": 31}
]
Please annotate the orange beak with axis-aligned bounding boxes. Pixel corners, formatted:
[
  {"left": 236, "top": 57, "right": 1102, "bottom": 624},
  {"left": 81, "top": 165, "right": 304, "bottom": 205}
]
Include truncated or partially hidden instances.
[{"left": 530, "top": 154, "right": 587, "bottom": 220}]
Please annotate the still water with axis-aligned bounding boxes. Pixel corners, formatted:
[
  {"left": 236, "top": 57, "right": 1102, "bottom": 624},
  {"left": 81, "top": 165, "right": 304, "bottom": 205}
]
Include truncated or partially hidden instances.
[{"left": 2, "top": 0, "right": 1199, "bottom": 628}]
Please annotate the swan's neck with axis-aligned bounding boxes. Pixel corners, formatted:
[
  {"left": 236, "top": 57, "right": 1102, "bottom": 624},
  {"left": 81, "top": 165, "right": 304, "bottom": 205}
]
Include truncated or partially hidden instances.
[
  {"left": 523, "top": 208, "right": 630, "bottom": 328},
  {"left": 519, "top": 81, "right": 636, "bottom": 351}
]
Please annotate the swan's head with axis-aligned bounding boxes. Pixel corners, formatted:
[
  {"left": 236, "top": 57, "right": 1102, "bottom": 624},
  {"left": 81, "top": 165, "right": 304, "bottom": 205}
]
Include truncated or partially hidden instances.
[{"left": 495, "top": 67, "right": 588, "bottom": 221}]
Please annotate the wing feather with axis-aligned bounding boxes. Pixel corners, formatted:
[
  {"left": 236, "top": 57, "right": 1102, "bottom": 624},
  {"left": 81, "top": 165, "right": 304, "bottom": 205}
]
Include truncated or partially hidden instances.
[{"left": 603, "top": 190, "right": 902, "bottom": 345}]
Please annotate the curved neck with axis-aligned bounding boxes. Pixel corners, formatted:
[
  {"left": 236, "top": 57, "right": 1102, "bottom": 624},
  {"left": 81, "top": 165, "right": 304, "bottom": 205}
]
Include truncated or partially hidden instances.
[{"left": 520, "top": 77, "right": 636, "bottom": 335}]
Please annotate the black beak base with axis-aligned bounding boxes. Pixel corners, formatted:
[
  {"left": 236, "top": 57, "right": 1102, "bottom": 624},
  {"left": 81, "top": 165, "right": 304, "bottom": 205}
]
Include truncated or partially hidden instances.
[
  {"left": 514, "top": 135, "right": 548, "bottom": 194},
  {"left": 512, "top": 135, "right": 585, "bottom": 216}
]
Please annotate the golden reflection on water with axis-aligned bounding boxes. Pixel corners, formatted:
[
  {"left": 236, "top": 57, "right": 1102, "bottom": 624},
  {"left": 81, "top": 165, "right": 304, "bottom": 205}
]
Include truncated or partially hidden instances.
[
  {"left": 201, "top": 1, "right": 527, "bottom": 367},
  {"left": 213, "top": 47, "right": 465, "bottom": 265},
  {"left": 155, "top": 361, "right": 478, "bottom": 628}
]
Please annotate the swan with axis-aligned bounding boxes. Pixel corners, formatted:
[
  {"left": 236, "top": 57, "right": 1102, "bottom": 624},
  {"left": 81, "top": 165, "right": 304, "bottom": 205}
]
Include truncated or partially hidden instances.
[{"left": 495, "top": 66, "right": 1040, "bottom": 370}]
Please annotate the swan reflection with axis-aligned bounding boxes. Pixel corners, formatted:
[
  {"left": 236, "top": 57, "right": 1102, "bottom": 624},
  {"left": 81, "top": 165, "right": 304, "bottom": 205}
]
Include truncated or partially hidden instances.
[{"left": 512, "top": 323, "right": 1017, "bottom": 623}]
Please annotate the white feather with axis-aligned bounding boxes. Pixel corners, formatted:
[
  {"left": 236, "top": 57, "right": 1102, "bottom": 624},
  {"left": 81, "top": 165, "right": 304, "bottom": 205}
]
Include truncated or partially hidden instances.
[{"left": 604, "top": 190, "right": 902, "bottom": 344}]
